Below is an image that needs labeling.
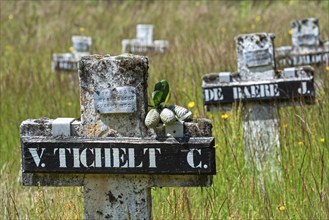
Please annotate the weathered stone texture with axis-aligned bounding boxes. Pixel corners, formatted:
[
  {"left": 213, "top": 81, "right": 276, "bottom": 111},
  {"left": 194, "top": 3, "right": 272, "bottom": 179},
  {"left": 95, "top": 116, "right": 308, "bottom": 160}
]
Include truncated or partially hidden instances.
[
  {"left": 21, "top": 54, "right": 214, "bottom": 220},
  {"left": 291, "top": 18, "right": 320, "bottom": 49},
  {"left": 78, "top": 54, "right": 149, "bottom": 138},
  {"left": 235, "top": 33, "right": 280, "bottom": 179},
  {"left": 235, "top": 33, "right": 276, "bottom": 81}
]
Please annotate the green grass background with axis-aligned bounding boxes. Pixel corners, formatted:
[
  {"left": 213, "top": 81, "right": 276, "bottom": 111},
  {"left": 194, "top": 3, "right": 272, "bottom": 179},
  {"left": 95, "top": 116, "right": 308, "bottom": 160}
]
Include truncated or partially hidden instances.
[{"left": 1, "top": 0, "right": 329, "bottom": 219}]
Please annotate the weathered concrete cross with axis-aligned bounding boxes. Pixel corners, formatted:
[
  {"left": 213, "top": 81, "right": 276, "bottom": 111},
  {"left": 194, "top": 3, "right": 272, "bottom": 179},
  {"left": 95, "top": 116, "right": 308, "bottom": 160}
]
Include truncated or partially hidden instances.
[
  {"left": 51, "top": 35, "right": 92, "bottom": 72},
  {"left": 276, "top": 18, "right": 329, "bottom": 67},
  {"left": 122, "top": 24, "right": 169, "bottom": 54},
  {"left": 21, "top": 54, "right": 215, "bottom": 219},
  {"left": 202, "top": 33, "right": 315, "bottom": 179}
]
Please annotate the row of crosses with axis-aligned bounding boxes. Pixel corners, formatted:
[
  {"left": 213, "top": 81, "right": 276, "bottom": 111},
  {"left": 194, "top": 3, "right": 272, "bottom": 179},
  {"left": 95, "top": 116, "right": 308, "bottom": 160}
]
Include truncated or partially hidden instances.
[
  {"left": 51, "top": 18, "right": 327, "bottom": 72},
  {"left": 22, "top": 18, "right": 326, "bottom": 219},
  {"left": 51, "top": 24, "right": 169, "bottom": 72}
]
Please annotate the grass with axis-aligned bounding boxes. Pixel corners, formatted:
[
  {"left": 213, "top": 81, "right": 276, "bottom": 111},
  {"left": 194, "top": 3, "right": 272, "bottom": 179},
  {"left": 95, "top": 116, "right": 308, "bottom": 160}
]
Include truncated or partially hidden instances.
[{"left": 1, "top": 0, "right": 329, "bottom": 219}]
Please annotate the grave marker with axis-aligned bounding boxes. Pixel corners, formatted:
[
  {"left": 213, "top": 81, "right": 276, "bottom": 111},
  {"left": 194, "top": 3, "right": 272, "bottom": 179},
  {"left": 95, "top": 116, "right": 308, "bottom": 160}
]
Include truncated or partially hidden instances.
[
  {"left": 202, "top": 33, "right": 315, "bottom": 179},
  {"left": 276, "top": 18, "right": 329, "bottom": 67},
  {"left": 52, "top": 35, "right": 92, "bottom": 72},
  {"left": 122, "top": 24, "right": 169, "bottom": 54},
  {"left": 21, "top": 54, "right": 215, "bottom": 219}
]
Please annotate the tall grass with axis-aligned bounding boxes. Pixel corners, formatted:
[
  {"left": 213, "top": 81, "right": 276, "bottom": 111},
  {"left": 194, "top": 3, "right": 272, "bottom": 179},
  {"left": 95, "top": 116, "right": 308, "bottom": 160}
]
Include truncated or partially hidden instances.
[{"left": 1, "top": 1, "right": 328, "bottom": 219}]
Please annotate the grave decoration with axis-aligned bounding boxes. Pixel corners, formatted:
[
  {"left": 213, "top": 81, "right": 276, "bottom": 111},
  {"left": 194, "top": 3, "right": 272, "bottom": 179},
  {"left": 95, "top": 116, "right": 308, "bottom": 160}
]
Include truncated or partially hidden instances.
[
  {"left": 122, "top": 24, "right": 169, "bottom": 54},
  {"left": 52, "top": 35, "right": 92, "bottom": 72},
  {"left": 276, "top": 18, "right": 329, "bottom": 67},
  {"left": 202, "top": 33, "right": 315, "bottom": 178},
  {"left": 21, "top": 54, "right": 215, "bottom": 219},
  {"left": 145, "top": 80, "right": 192, "bottom": 129}
]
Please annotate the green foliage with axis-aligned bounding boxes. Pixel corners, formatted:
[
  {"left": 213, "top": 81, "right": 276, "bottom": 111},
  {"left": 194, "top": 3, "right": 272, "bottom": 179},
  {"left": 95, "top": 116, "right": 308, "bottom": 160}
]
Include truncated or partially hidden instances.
[
  {"left": 151, "top": 80, "right": 170, "bottom": 109},
  {"left": 1, "top": 1, "right": 329, "bottom": 219}
]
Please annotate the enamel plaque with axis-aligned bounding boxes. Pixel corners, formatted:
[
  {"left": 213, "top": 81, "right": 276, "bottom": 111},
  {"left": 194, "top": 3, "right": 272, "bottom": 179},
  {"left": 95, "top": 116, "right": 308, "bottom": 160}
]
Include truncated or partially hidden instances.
[
  {"left": 94, "top": 87, "right": 137, "bottom": 113},
  {"left": 244, "top": 49, "right": 272, "bottom": 67}
]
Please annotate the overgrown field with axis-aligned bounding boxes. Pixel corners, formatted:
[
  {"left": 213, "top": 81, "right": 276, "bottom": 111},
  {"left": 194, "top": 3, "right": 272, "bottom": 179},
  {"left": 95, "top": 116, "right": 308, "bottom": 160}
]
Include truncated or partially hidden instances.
[{"left": 1, "top": 1, "right": 329, "bottom": 219}]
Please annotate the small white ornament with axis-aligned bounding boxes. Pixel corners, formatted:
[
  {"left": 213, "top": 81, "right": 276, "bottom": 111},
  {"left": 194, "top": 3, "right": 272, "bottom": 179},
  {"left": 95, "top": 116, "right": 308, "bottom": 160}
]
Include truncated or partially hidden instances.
[
  {"left": 168, "top": 105, "right": 192, "bottom": 121},
  {"left": 160, "top": 108, "right": 176, "bottom": 125},
  {"left": 145, "top": 109, "right": 160, "bottom": 128}
]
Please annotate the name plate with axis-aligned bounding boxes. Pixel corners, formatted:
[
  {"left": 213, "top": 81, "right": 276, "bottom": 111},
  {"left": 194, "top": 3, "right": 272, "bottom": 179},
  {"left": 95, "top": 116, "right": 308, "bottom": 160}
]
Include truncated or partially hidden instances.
[
  {"left": 243, "top": 49, "right": 272, "bottom": 67},
  {"left": 203, "top": 79, "right": 315, "bottom": 105},
  {"left": 52, "top": 53, "right": 78, "bottom": 71},
  {"left": 54, "top": 61, "right": 78, "bottom": 71},
  {"left": 72, "top": 36, "right": 92, "bottom": 53},
  {"left": 94, "top": 87, "right": 137, "bottom": 113},
  {"left": 296, "top": 34, "right": 318, "bottom": 46},
  {"left": 277, "top": 51, "right": 329, "bottom": 67},
  {"left": 21, "top": 137, "right": 215, "bottom": 175}
]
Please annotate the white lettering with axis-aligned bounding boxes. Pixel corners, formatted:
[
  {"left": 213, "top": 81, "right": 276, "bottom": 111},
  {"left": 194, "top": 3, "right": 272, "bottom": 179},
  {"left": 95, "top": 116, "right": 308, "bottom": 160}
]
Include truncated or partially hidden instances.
[
  {"left": 260, "top": 84, "right": 265, "bottom": 97},
  {"left": 264, "top": 84, "right": 270, "bottom": 96},
  {"left": 298, "top": 81, "right": 309, "bottom": 94},
  {"left": 80, "top": 148, "right": 94, "bottom": 168},
  {"left": 28, "top": 148, "right": 45, "bottom": 167},
  {"left": 73, "top": 148, "right": 80, "bottom": 167},
  {"left": 233, "top": 87, "right": 239, "bottom": 99},
  {"left": 204, "top": 89, "right": 214, "bottom": 101},
  {"left": 95, "top": 148, "right": 102, "bottom": 167},
  {"left": 243, "top": 86, "right": 250, "bottom": 98},
  {"left": 104, "top": 148, "right": 111, "bottom": 167},
  {"left": 120, "top": 148, "right": 128, "bottom": 168},
  {"left": 251, "top": 85, "right": 256, "bottom": 97},
  {"left": 54, "top": 148, "right": 71, "bottom": 168},
  {"left": 273, "top": 84, "right": 280, "bottom": 96},
  {"left": 315, "top": 54, "right": 320, "bottom": 62},
  {"left": 306, "top": 56, "right": 311, "bottom": 64},
  {"left": 144, "top": 148, "right": 161, "bottom": 168},
  {"left": 234, "top": 84, "right": 279, "bottom": 99},
  {"left": 214, "top": 88, "right": 223, "bottom": 100},
  {"left": 112, "top": 148, "right": 128, "bottom": 168},
  {"left": 128, "top": 148, "right": 142, "bottom": 168},
  {"left": 293, "top": 56, "right": 298, "bottom": 65},
  {"left": 187, "top": 149, "right": 202, "bottom": 168},
  {"left": 204, "top": 88, "right": 223, "bottom": 101}
]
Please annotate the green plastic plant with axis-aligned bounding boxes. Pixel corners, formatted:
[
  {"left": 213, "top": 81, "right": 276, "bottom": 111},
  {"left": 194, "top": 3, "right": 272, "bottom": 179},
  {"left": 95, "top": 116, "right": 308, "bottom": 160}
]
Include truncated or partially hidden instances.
[
  {"left": 151, "top": 80, "right": 171, "bottom": 110},
  {"left": 145, "top": 80, "right": 191, "bottom": 128}
]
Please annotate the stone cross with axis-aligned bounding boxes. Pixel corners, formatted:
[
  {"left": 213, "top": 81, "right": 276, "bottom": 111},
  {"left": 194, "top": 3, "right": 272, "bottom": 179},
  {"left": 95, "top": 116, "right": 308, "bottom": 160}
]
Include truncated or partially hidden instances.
[
  {"left": 122, "top": 24, "right": 169, "bottom": 54},
  {"left": 21, "top": 54, "right": 215, "bottom": 219},
  {"left": 202, "top": 33, "right": 315, "bottom": 180},
  {"left": 236, "top": 33, "right": 280, "bottom": 178},
  {"left": 52, "top": 35, "right": 92, "bottom": 72},
  {"left": 276, "top": 18, "right": 329, "bottom": 67},
  {"left": 136, "top": 24, "right": 154, "bottom": 45},
  {"left": 291, "top": 18, "right": 320, "bottom": 49}
]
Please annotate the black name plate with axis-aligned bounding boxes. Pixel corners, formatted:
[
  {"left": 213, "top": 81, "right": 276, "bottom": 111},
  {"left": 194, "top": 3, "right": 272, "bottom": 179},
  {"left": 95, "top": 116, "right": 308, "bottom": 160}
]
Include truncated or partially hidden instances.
[
  {"left": 21, "top": 137, "right": 215, "bottom": 175},
  {"left": 54, "top": 61, "right": 78, "bottom": 71},
  {"left": 203, "top": 78, "right": 315, "bottom": 105},
  {"left": 278, "top": 51, "right": 328, "bottom": 67}
]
